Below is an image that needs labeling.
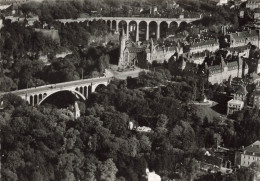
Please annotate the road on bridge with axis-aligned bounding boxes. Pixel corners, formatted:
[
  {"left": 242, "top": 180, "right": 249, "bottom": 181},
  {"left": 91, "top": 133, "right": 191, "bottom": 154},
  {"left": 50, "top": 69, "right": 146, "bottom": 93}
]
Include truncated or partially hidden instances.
[
  {"left": 0, "top": 68, "right": 146, "bottom": 96},
  {"left": 1, "top": 77, "right": 112, "bottom": 97}
]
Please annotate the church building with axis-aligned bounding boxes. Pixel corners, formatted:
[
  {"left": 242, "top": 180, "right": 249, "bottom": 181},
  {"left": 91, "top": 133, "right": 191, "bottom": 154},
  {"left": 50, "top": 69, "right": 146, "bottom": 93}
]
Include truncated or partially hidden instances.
[{"left": 118, "top": 29, "right": 183, "bottom": 68}]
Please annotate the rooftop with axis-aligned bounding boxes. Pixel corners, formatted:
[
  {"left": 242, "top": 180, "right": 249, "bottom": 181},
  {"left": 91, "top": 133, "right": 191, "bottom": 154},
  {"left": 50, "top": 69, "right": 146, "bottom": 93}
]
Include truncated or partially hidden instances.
[
  {"left": 235, "top": 85, "right": 247, "bottom": 95},
  {"left": 243, "top": 140, "right": 260, "bottom": 157},
  {"left": 229, "top": 30, "right": 258, "bottom": 40},
  {"left": 227, "top": 99, "right": 244, "bottom": 105},
  {"left": 190, "top": 39, "right": 219, "bottom": 48}
]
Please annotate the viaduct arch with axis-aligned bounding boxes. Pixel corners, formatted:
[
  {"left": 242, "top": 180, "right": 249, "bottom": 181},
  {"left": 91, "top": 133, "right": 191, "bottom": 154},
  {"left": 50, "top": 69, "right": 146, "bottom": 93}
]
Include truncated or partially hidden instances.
[{"left": 58, "top": 16, "right": 201, "bottom": 41}]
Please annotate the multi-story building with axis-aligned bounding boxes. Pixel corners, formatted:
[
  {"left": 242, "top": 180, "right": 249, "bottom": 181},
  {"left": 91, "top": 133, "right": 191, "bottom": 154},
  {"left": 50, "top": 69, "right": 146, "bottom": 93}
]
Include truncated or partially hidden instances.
[
  {"left": 118, "top": 30, "right": 183, "bottom": 68},
  {"left": 254, "top": 9, "right": 260, "bottom": 20},
  {"left": 231, "top": 77, "right": 245, "bottom": 91},
  {"left": 250, "top": 90, "right": 260, "bottom": 108},
  {"left": 207, "top": 56, "right": 248, "bottom": 84},
  {"left": 227, "top": 83, "right": 247, "bottom": 115},
  {"left": 225, "top": 45, "right": 250, "bottom": 58},
  {"left": 217, "top": 0, "right": 228, "bottom": 6},
  {"left": 246, "top": 0, "right": 260, "bottom": 9},
  {"left": 182, "top": 52, "right": 207, "bottom": 65},
  {"left": 236, "top": 140, "right": 260, "bottom": 167},
  {"left": 227, "top": 99, "right": 244, "bottom": 115},
  {"left": 228, "top": 30, "right": 259, "bottom": 48},
  {"left": 233, "top": 85, "right": 248, "bottom": 101},
  {"left": 189, "top": 39, "right": 219, "bottom": 54}
]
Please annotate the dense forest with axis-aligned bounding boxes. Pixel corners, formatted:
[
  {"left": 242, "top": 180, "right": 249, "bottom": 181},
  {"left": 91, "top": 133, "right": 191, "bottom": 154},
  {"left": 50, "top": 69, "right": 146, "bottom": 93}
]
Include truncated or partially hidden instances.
[
  {"left": 1, "top": 0, "right": 259, "bottom": 180},
  {"left": 0, "top": 20, "right": 113, "bottom": 91},
  {"left": 1, "top": 70, "right": 260, "bottom": 181}
]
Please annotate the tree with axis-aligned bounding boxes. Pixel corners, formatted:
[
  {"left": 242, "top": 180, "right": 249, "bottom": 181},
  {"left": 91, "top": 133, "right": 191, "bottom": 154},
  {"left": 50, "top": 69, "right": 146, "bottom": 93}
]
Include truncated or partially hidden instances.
[{"left": 97, "top": 159, "right": 118, "bottom": 181}]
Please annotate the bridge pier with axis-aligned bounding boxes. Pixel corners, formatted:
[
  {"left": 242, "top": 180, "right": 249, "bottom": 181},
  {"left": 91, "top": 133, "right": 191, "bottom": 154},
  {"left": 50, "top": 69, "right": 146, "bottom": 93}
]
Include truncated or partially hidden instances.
[
  {"left": 146, "top": 21, "right": 150, "bottom": 40},
  {"left": 156, "top": 21, "right": 161, "bottom": 40},
  {"left": 57, "top": 17, "right": 199, "bottom": 42},
  {"left": 110, "top": 21, "right": 112, "bottom": 30},
  {"left": 116, "top": 20, "right": 119, "bottom": 32},
  {"left": 136, "top": 21, "right": 140, "bottom": 42}
]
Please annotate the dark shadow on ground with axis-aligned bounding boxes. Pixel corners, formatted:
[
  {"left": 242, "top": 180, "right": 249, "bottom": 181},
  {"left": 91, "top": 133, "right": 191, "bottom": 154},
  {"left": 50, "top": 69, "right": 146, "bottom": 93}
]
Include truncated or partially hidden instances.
[{"left": 211, "top": 93, "right": 233, "bottom": 115}]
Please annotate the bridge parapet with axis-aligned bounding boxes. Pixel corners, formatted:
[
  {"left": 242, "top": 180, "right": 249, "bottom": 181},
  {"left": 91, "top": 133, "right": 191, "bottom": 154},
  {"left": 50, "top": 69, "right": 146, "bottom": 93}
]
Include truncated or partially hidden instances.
[
  {"left": 0, "top": 76, "right": 113, "bottom": 106},
  {"left": 57, "top": 16, "right": 200, "bottom": 41}
]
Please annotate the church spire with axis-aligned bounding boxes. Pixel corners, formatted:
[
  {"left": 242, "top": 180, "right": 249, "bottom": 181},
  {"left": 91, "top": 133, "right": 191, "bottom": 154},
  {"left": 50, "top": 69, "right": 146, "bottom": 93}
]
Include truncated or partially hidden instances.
[{"left": 118, "top": 28, "right": 126, "bottom": 67}]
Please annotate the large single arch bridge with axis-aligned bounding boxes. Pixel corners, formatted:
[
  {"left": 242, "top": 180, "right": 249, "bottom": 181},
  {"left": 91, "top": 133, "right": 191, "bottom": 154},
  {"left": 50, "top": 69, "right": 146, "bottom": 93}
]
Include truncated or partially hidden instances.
[{"left": 0, "top": 76, "right": 112, "bottom": 106}]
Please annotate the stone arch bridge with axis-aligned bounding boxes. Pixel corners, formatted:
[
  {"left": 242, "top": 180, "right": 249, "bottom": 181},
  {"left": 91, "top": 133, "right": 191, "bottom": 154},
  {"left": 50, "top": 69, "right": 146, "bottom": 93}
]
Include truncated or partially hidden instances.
[
  {"left": 57, "top": 16, "right": 201, "bottom": 41},
  {"left": 0, "top": 77, "right": 112, "bottom": 106}
]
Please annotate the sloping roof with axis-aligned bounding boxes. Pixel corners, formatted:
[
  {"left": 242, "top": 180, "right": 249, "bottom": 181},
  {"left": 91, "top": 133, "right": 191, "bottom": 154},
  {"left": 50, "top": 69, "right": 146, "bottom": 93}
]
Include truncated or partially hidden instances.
[
  {"left": 227, "top": 60, "right": 238, "bottom": 68},
  {"left": 252, "top": 90, "right": 260, "bottom": 96},
  {"left": 254, "top": 8, "right": 260, "bottom": 13},
  {"left": 190, "top": 39, "right": 219, "bottom": 48},
  {"left": 127, "top": 47, "right": 146, "bottom": 53},
  {"left": 244, "top": 140, "right": 260, "bottom": 157},
  {"left": 228, "top": 99, "right": 244, "bottom": 105},
  {"left": 185, "top": 62, "right": 198, "bottom": 71},
  {"left": 208, "top": 64, "right": 222, "bottom": 71},
  {"left": 229, "top": 30, "right": 258, "bottom": 40},
  {"left": 235, "top": 85, "right": 247, "bottom": 95},
  {"left": 248, "top": 0, "right": 260, "bottom": 4},
  {"left": 250, "top": 72, "right": 260, "bottom": 81},
  {"left": 226, "top": 45, "right": 250, "bottom": 53},
  {"left": 231, "top": 77, "right": 244, "bottom": 85}
]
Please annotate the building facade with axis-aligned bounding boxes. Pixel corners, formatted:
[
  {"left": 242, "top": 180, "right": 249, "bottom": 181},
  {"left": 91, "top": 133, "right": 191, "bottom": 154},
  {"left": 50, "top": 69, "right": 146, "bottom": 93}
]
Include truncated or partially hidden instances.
[
  {"left": 189, "top": 39, "right": 219, "bottom": 54},
  {"left": 246, "top": 0, "right": 260, "bottom": 9},
  {"left": 251, "top": 90, "right": 260, "bottom": 108},
  {"left": 118, "top": 30, "right": 183, "bottom": 68},
  {"left": 228, "top": 30, "right": 259, "bottom": 48},
  {"left": 237, "top": 141, "right": 260, "bottom": 167},
  {"left": 227, "top": 99, "right": 244, "bottom": 115},
  {"left": 207, "top": 56, "right": 248, "bottom": 84}
]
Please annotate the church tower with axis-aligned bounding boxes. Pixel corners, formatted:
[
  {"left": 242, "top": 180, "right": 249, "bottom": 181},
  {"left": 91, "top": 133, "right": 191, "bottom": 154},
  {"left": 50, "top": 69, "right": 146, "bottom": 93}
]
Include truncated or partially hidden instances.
[{"left": 118, "top": 28, "right": 126, "bottom": 67}]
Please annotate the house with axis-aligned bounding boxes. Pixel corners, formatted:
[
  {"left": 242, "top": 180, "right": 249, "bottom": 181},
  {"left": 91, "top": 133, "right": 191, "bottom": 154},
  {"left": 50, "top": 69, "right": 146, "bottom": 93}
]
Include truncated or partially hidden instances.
[
  {"left": 250, "top": 89, "right": 260, "bottom": 108},
  {"left": 189, "top": 39, "right": 219, "bottom": 54},
  {"left": 231, "top": 77, "right": 245, "bottom": 91},
  {"left": 254, "top": 9, "right": 260, "bottom": 20},
  {"left": 164, "top": 0, "right": 179, "bottom": 9},
  {"left": 179, "top": 53, "right": 248, "bottom": 85},
  {"left": 225, "top": 45, "right": 250, "bottom": 58},
  {"left": 227, "top": 99, "right": 244, "bottom": 115},
  {"left": 207, "top": 55, "right": 248, "bottom": 84},
  {"left": 246, "top": 0, "right": 260, "bottom": 9},
  {"left": 146, "top": 168, "right": 161, "bottom": 181},
  {"left": 228, "top": 30, "right": 259, "bottom": 48},
  {"left": 217, "top": 0, "right": 228, "bottom": 6},
  {"left": 236, "top": 140, "right": 260, "bottom": 167},
  {"left": 182, "top": 51, "right": 208, "bottom": 65},
  {"left": 233, "top": 85, "right": 247, "bottom": 101}
]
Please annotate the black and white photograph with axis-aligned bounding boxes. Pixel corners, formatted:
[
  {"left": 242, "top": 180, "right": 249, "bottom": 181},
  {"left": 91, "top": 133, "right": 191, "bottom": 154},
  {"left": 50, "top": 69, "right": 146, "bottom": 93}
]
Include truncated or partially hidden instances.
[{"left": 0, "top": 0, "right": 260, "bottom": 180}]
